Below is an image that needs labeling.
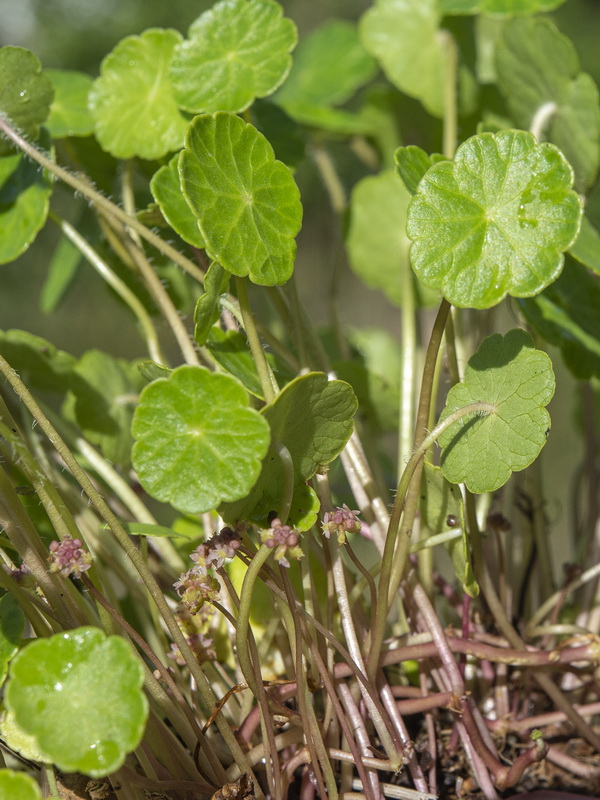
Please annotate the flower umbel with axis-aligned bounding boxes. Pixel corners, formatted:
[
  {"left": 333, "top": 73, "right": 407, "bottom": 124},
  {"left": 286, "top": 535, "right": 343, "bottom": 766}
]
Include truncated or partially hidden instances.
[
  {"left": 322, "top": 505, "right": 362, "bottom": 545},
  {"left": 48, "top": 536, "right": 92, "bottom": 578},
  {"left": 260, "top": 517, "right": 303, "bottom": 568},
  {"left": 174, "top": 569, "right": 220, "bottom": 615}
]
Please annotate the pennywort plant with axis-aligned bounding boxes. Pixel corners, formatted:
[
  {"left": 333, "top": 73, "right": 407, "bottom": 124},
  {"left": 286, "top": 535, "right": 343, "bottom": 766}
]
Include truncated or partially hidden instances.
[{"left": 0, "top": 0, "right": 598, "bottom": 797}]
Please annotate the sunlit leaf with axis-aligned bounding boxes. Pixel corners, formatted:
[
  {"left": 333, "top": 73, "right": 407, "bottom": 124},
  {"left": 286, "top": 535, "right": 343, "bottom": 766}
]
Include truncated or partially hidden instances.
[
  {"left": 0, "top": 769, "right": 42, "bottom": 800},
  {"left": 171, "top": 0, "right": 296, "bottom": 114},
  {"left": 438, "top": 329, "right": 555, "bottom": 493},
  {"left": 359, "top": 0, "right": 445, "bottom": 116},
  {"left": 89, "top": 28, "right": 188, "bottom": 160},
  {"left": 179, "top": 112, "right": 302, "bottom": 285},
  {"left": 0, "top": 47, "right": 53, "bottom": 147},
  {"left": 5, "top": 627, "right": 148, "bottom": 778},
  {"left": 0, "top": 130, "right": 54, "bottom": 265},
  {"left": 406, "top": 130, "right": 582, "bottom": 309},
  {"left": 496, "top": 18, "right": 600, "bottom": 191},
  {"left": 132, "top": 365, "right": 271, "bottom": 514},
  {"left": 150, "top": 155, "right": 204, "bottom": 248},
  {"left": 519, "top": 259, "right": 600, "bottom": 380},
  {"left": 45, "top": 69, "right": 93, "bottom": 138}
]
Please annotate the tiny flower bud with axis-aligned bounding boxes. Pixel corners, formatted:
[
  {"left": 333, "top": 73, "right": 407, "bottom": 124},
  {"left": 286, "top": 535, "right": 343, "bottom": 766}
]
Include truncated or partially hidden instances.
[
  {"left": 321, "top": 505, "right": 362, "bottom": 545},
  {"left": 48, "top": 535, "right": 92, "bottom": 579}
]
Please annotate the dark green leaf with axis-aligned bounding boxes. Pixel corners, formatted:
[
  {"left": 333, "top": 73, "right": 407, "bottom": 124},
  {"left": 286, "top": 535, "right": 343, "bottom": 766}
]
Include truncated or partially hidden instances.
[
  {"left": 0, "top": 594, "right": 25, "bottom": 687},
  {"left": 249, "top": 99, "right": 305, "bottom": 168},
  {"left": 394, "top": 146, "right": 447, "bottom": 195},
  {"left": 0, "top": 330, "right": 75, "bottom": 393},
  {"left": 569, "top": 215, "right": 600, "bottom": 277},
  {"left": 206, "top": 327, "right": 265, "bottom": 400},
  {"left": 0, "top": 47, "right": 53, "bottom": 146},
  {"left": 194, "top": 263, "right": 229, "bottom": 346},
  {"left": 40, "top": 232, "right": 82, "bottom": 314}
]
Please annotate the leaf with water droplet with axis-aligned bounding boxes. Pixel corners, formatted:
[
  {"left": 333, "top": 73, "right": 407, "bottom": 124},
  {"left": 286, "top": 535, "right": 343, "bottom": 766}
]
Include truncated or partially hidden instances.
[
  {"left": 4, "top": 627, "right": 148, "bottom": 778},
  {"left": 132, "top": 365, "right": 271, "bottom": 514},
  {"left": 171, "top": 0, "right": 296, "bottom": 114},
  {"left": 359, "top": 0, "right": 445, "bottom": 116},
  {"left": 179, "top": 112, "right": 302, "bottom": 285},
  {"left": 89, "top": 28, "right": 188, "bottom": 160},
  {"left": 45, "top": 69, "right": 93, "bottom": 138},
  {"left": 0, "top": 47, "right": 53, "bottom": 152},
  {"left": 496, "top": 18, "right": 600, "bottom": 191},
  {"left": 407, "top": 130, "right": 582, "bottom": 309},
  {"left": 151, "top": 154, "right": 204, "bottom": 248},
  {"left": 438, "top": 329, "right": 555, "bottom": 493},
  {"left": 0, "top": 129, "right": 54, "bottom": 265}
]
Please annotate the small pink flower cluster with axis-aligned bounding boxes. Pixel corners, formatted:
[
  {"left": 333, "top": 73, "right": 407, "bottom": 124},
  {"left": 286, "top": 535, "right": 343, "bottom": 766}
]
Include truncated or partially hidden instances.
[
  {"left": 48, "top": 535, "right": 92, "bottom": 578},
  {"left": 174, "top": 527, "right": 241, "bottom": 614},
  {"left": 167, "top": 631, "right": 216, "bottom": 666},
  {"left": 260, "top": 517, "right": 303, "bottom": 568},
  {"left": 321, "top": 505, "right": 362, "bottom": 545}
]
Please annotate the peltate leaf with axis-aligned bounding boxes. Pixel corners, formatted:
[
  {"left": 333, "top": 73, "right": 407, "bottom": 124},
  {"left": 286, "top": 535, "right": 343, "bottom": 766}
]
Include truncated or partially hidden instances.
[
  {"left": 438, "top": 329, "right": 555, "bottom": 493},
  {"left": 569, "top": 215, "right": 600, "bottom": 278},
  {"left": 496, "top": 18, "right": 600, "bottom": 191},
  {"left": 89, "top": 29, "right": 188, "bottom": 160},
  {"left": 0, "top": 711, "right": 52, "bottom": 764},
  {"left": 421, "top": 463, "right": 478, "bottom": 597},
  {"left": 0, "top": 330, "right": 75, "bottom": 392},
  {"left": 194, "top": 262, "right": 230, "bottom": 346},
  {"left": 276, "top": 20, "right": 376, "bottom": 114},
  {"left": 519, "top": 259, "right": 600, "bottom": 380},
  {"left": 0, "top": 769, "right": 41, "bottom": 800},
  {"left": 150, "top": 155, "right": 204, "bottom": 248},
  {"left": 440, "top": 0, "right": 566, "bottom": 13},
  {"left": 359, "top": 0, "right": 445, "bottom": 117},
  {"left": 5, "top": 627, "right": 148, "bottom": 778},
  {"left": 394, "top": 146, "right": 447, "bottom": 195},
  {"left": 0, "top": 130, "right": 54, "bottom": 265},
  {"left": 171, "top": 0, "right": 296, "bottom": 114},
  {"left": 406, "top": 130, "right": 582, "bottom": 309},
  {"left": 179, "top": 112, "right": 302, "bottom": 285},
  {"left": 0, "top": 47, "right": 53, "bottom": 145},
  {"left": 63, "top": 350, "right": 144, "bottom": 465},
  {"left": 0, "top": 594, "right": 25, "bottom": 686},
  {"left": 132, "top": 365, "right": 271, "bottom": 514},
  {"left": 45, "top": 69, "right": 93, "bottom": 138}
]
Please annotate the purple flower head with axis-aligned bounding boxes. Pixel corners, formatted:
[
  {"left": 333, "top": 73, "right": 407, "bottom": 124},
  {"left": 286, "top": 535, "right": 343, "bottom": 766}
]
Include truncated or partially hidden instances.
[
  {"left": 190, "top": 527, "right": 242, "bottom": 572},
  {"left": 260, "top": 517, "right": 303, "bottom": 568},
  {"left": 167, "top": 632, "right": 216, "bottom": 666},
  {"left": 174, "top": 568, "right": 220, "bottom": 614},
  {"left": 321, "top": 505, "right": 362, "bottom": 545},
  {"left": 48, "top": 535, "right": 92, "bottom": 579}
]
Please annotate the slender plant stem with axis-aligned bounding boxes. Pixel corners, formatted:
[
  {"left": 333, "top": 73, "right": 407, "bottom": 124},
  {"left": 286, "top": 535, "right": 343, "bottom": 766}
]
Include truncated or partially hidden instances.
[
  {"left": 441, "top": 31, "right": 458, "bottom": 159},
  {"left": 0, "top": 115, "right": 205, "bottom": 284},
  {"left": 235, "top": 277, "right": 278, "bottom": 402},
  {"left": 274, "top": 441, "right": 295, "bottom": 523}
]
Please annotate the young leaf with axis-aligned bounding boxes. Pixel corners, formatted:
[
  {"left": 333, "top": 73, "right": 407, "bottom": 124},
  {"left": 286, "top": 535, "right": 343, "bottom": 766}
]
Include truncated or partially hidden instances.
[
  {"left": 394, "top": 146, "right": 447, "bottom": 195},
  {"left": 0, "top": 594, "right": 25, "bottom": 686},
  {"left": 421, "top": 463, "right": 478, "bottom": 597},
  {"left": 4, "top": 627, "right": 148, "bottom": 778},
  {"left": 0, "top": 769, "right": 42, "bottom": 800},
  {"left": 0, "top": 47, "right": 53, "bottom": 146},
  {"left": 89, "top": 29, "right": 188, "bottom": 160},
  {"left": 132, "top": 365, "right": 271, "bottom": 514},
  {"left": 519, "top": 259, "right": 600, "bottom": 380},
  {"left": 440, "top": 0, "right": 566, "bottom": 13},
  {"left": 346, "top": 170, "right": 410, "bottom": 306},
  {"left": 275, "top": 20, "right": 376, "bottom": 112},
  {"left": 359, "top": 0, "right": 445, "bottom": 117},
  {"left": 150, "top": 155, "right": 205, "bottom": 249},
  {"left": 438, "top": 329, "right": 555, "bottom": 493},
  {"left": 0, "top": 330, "right": 75, "bottom": 392},
  {"left": 406, "top": 130, "right": 582, "bottom": 309},
  {"left": 171, "top": 0, "right": 296, "bottom": 114},
  {"left": 194, "top": 262, "right": 230, "bottom": 346},
  {"left": 45, "top": 69, "right": 93, "bottom": 139},
  {"left": 496, "top": 18, "right": 600, "bottom": 191},
  {"left": 179, "top": 112, "right": 302, "bottom": 286},
  {"left": 0, "top": 130, "right": 54, "bottom": 265},
  {"left": 137, "top": 360, "right": 173, "bottom": 383},
  {"left": 569, "top": 215, "right": 600, "bottom": 278}
]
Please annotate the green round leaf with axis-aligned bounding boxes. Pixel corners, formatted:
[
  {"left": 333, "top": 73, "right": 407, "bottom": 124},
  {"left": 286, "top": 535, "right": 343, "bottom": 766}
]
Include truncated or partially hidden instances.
[
  {"left": 45, "top": 69, "right": 94, "bottom": 138},
  {"left": 5, "top": 627, "right": 148, "bottom": 778},
  {"left": 0, "top": 330, "right": 75, "bottom": 392},
  {"left": 89, "top": 29, "right": 189, "bottom": 160},
  {"left": 0, "top": 711, "right": 52, "bottom": 764},
  {"left": 150, "top": 155, "right": 205, "bottom": 248},
  {"left": 132, "top": 365, "right": 271, "bottom": 514},
  {"left": 406, "top": 130, "right": 582, "bottom": 309},
  {"left": 438, "top": 329, "right": 555, "bottom": 493},
  {"left": 0, "top": 594, "right": 25, "bottom": 687},
  {"left": 0, "top": 130, "right": 54, "bottom": 265},
  {"left": 359, "top": 0, "right": 445, "bottom": 117},
  {"left": 0, "top": 769, "right": 41, "bottom": 800},
  {"left": 170, "top": 0, "right": 296, "bottom": 114},
  {"left": 179, "top": 112, "right": 302, "bottom": 285},
  {"left": 0, "top": 47, "right": 53, "bottom": 144},
  {"left": 496, "top": 18, "right": 600, "bottom": 192},
  {"left": 276, "top": 20, "right": 376, "bottom": 110}
]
